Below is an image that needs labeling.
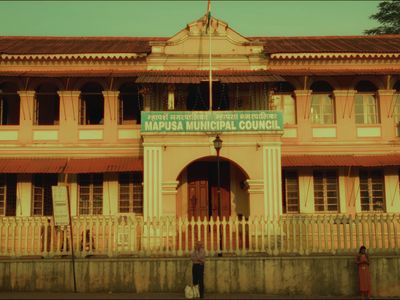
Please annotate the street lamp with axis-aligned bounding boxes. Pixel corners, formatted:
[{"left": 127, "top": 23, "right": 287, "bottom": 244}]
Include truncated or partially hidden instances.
[{"left": 213, "top": 135, "right": 223, "bottom": 254}]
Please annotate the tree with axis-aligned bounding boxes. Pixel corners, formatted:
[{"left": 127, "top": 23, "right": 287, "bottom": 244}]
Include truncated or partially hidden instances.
[{"left": 364, "top": 0, "right": 400, "bottom": 35}]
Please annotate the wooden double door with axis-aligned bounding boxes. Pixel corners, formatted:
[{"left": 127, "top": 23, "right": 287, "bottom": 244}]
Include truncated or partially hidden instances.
[{"left": 188, "top": 161, "right": 230, "bottom": 220}]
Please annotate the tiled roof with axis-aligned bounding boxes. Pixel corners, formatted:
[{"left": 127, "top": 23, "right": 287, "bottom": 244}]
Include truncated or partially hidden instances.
[
  {"left": 0, "top": 36, "right": 167, "bottom": 54},
  {"left": 1, "top": 35, "right": 400, "bottom": 55},
  {"left": 135, "top": 70, "right": 284, "bottom": 83},
  {"left": 282, "top": 154, "right": 400, "bottom": 167},
  {"left": 250, "top": 35, "right": 400, "bottom": 53}
]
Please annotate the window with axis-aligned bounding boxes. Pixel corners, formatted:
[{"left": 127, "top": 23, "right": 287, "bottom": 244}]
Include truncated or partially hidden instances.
[
  {"left": 119, "top": 83, "right": 143, "bottom": 124},
  {"left": 282, "top": 170, "right": 299, "bottom": 213},
  {"left": 119, "top": 172, "right": 143, "bottom": 214},
  {"left": 0, "top": 174, "right": 17, "bottom": 216},
  {"left": 80, "top": 83, "right": 104, "bottom": 125},
  {"left": 313, "top": 170, "right": 339, "bottom": 212},
  {"left": 0, "top": 82, "right": 20, "bottom": 125},
  {"left": 34, "top": 83, "right": 60, "bottom": 125},
  {"left": 32, "top": 174, "right": 57, "bottom": 216},
  {"left": 78, "top": 174, "right": 103, "bottom": 215},
  {"left": 354, "top": 81, "right": 379, "bottom": 124},
  {"left": 359, "top": 169, "right": 385, "bottom": 212},
  {"left": 270, "top": 82, "right": 296, "bottom": 124},
  {"left": 186, "top": 82, "right": 230, "bottom": 111},
  {"left": 310, "top": 81, "right": 335, "bottom": 125},
  {"left": 393, "top": 81, "right": 400, "bottom": 125}
]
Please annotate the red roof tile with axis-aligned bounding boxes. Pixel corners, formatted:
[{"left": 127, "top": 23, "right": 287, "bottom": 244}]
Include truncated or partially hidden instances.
[
  {"left": 0, "top": 36, "right": 167, "bottom": 54},
  {"left": 1, "top": 35, "right": 400, "bottom": 55},
  {"left": 135, "top": 70, "right": 283, "bottom": 83},
  {"left": 64, "top": 157, "right": 143, "bottom": 173},
  {"left": 0, "top": 158, "right": 67, "bottom": 173},
  {"left": 250, "top": 35, "right": 400, "bottom": 53},
  {"left": 282, "top": 154, "right": 400, "bottom": 167}
]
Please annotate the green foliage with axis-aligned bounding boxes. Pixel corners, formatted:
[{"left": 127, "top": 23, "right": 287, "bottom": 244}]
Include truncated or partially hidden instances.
[{"left": 364, "top": 0, "right": 400, "bottom": 35}]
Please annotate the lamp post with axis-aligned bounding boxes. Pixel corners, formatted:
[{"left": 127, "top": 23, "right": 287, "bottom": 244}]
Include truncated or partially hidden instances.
[{"left": 213, "top": 135, "right": 223, "bottom": 254}]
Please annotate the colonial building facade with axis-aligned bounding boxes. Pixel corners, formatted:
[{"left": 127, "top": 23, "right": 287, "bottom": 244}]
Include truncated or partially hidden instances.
[{"left": 1, "top": 16, "right": 400, "bottom": 257}]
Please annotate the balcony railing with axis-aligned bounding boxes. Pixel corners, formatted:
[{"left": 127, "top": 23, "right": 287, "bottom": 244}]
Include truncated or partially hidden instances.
[{"left": 0, "top": 214, "right": 399, "bottom": 258}]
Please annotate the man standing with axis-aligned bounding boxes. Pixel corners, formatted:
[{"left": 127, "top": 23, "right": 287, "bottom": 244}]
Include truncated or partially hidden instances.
[{"left": 191, "top": 240, "right": 205, "bottom": 298}]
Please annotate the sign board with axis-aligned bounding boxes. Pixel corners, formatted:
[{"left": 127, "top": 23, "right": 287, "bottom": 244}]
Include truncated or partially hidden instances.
[
  {"left": 141, "top": 110, "right": 283, "bottom": 133},
  {"left": 51, "top": 185, "right": 70, "bottom": 226}
]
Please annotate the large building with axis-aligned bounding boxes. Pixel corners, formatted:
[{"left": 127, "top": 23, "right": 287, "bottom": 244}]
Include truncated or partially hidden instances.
[{"left": 0, "top": 15, "right": 400, "bottom": 257}]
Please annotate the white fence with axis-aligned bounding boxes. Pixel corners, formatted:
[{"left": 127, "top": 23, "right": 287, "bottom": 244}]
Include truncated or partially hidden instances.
[{"left": 0, "top": 214, "right": 399, "bottom": 258}]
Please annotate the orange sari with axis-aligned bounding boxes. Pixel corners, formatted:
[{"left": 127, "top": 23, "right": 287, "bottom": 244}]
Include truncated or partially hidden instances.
[{"left": 356, "top": 254, "right": 371, "bottom": 295}]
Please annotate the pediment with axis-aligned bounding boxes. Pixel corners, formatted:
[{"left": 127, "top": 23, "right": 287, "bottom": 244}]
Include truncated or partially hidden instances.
[{"left": 149, "top": 15, "right": 264, "bottom": 57}]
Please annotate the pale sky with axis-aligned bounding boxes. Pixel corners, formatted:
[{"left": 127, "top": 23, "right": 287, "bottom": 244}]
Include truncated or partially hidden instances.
[{"left": 0, "top": 1, "right": 380, "bottom": 37}]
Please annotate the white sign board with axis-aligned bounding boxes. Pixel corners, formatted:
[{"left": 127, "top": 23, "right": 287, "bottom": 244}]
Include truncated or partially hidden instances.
[{"left": 51, "top": 185, "right": 70, "bottom": 226}]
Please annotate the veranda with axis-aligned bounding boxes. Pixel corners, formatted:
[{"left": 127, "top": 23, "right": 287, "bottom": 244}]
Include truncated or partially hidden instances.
[{"left": 0, "top": 214, "right": 399, "bottom": 258}]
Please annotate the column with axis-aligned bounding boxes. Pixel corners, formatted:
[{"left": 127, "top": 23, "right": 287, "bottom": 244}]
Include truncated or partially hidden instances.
[
  {"left": 384, "top": 167, "right": 400, "bottom": 213},
  {"left": 103, "top": 173, "right": 119, "bottom": 216},
  {"left": 298, "top": 169, "right": 314, "bottom": 213},
  {"left": 143, "top": 146, "right": 163, "bottom": 219},
  {"left": 102, "top": 91, "right": 119, "bottom": 143},
  {"left": 58, "top": 91, "right": 80, "bottom": 143},
  {"left": 378, "top": 89, "right": 396, "bottom": 140},
  {"left": 263, "top": 144, "right": 282, "bottom": 218},
  {"left": 17, "top": 91, "right": 35, "bottom": 144},
  {"left": 161, "top": 181, "right": 179, "bottom": 217},
  {"left": 247, "top": 179, "right": 264, "bottom": 217},
  {"left": 16, "top": 174, "right": 32, "bottom": 216},
  {"left": 294, "top": 90, "right": 312, "bottom": 142},
  {"left": 334, "top": 90, "right": 356, "bottom": 141}
]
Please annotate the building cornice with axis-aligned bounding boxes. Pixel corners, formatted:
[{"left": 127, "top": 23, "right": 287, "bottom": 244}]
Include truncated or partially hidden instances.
[
  {"left": 270, "top": 52, "right": 400, "bottom": 60},
  {"left": 0, "top": 53, "right": 147, "bottom": 62}
]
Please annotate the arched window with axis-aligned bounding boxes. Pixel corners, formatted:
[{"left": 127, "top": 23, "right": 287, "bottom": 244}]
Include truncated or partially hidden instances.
[
  {"left": 119, "top": 83, "right": 142, "bottom": 124},
  {"left": 310, "top": 81, "right": 335, "bottom": 124},
  {"left": 392, "top": 81, "right": 400, "bottom": 125},
  {"left": 35, "top": 83, "right": 60, "bottom": 125},
  {"left": 0, "top": 82, "right": 20, "bottom": 125},
  {"left": 80, "top": 83, "right": 104, "bottom": 125},
  {"left": 354, "top": 81, "right": 379, "bottom": 124},
  {"left": 270, "top": 82, "right": 296, "bottom": 124}
]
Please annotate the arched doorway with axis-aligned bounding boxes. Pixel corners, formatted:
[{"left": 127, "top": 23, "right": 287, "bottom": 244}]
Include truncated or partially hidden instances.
[{"left": 181, "top": 157, "right": 249, "bottom": 220}]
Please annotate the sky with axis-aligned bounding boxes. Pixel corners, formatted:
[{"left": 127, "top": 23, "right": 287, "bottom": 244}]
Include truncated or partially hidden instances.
[{"left": 0, "top": 1, "right": 381, "bottom": 37}]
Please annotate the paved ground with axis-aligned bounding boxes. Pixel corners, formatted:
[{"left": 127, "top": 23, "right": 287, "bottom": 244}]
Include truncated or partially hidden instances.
[{"left": 0, "top": 292, "right": 386, "bottom": 300}]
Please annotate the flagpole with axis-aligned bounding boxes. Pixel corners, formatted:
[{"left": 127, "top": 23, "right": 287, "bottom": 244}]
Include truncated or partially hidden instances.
[{"left": 208, "top": 0, "right": 212, "bottom": 111}]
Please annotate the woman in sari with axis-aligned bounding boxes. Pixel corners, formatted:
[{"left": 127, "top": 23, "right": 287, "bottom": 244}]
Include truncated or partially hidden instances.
[{"left": 355, "top": 245, "right": 371, "bottom": 299}]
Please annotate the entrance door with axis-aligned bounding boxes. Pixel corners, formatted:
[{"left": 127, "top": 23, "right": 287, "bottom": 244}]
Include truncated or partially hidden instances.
[
  {"left": 187, "top": 161, "right": 230, "bottom": 220},
  {"left": 188, "top": 163, "right": 209, "bottom": 219}
]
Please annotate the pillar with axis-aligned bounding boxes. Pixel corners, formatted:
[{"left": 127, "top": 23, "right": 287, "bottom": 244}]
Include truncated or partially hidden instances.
[
  {"left": 16, "top": 174, "right": 32, "bottom": 216},
  {"left": 294, "top": 90, "right": 312, "bottom": 142},
  {"left": 263, "top": 144, "right": 282, "bottom": 218},
  {"left": 17, "top": 91, "right": 35, "bottom": 144},
  {"left": 378, "top": 89, "right": 396, "bottom": 140},
  {"left": 143, "top": 146, "right": 163, "bottom": 219},
  {"left": 102, "top": 91, "right": 119, "bottom": 143},
  {"left": 58, "top": 91, "right": 80, "bottom": 143},
  {"left": 334, "top": 90, "right": 357, "bottom": 141}
]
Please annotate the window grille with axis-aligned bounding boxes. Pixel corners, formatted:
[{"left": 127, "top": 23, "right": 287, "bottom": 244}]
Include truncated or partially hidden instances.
[
  {"left": 0, "top": 174, "right": 16, "bottom": 216},
  {"left": 78, "top": 174, "right": 103, "bottom": 215},
  {"left": 392, "top": 93, "right": 400, "bottom": 135},
  {"left": 272, "top": 93, "right": 296, "bottom": 124},
  {"left": 119, "top": 172, "right": 143, "bottom": 214},
  {"left": 32, "top": 174, "right": 57, "bottom": 216},
  {"left": 355, "top": 94, "right": 379, "bottom": 124},
  {"left": 359, "top": 169, "right": 385, "bottom": 212},
  {"left": 310, "top": 94, "right": 335, "bottom": 124},
  {"left": 282, "top": 170, "right": 299, "bottom": 213},
  {"left": 313, "top": 170, "right": 339, "bottom": 212}
]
